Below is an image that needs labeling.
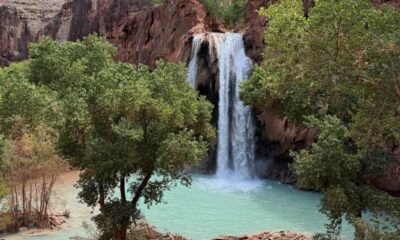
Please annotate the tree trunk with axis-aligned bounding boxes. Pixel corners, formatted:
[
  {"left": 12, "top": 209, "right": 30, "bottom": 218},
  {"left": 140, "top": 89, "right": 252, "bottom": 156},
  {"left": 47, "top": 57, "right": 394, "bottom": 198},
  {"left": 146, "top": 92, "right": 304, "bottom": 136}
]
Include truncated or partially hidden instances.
[
  {"left": 113, "top": 226, "right": 127, "bottom": 240},
  {"left": 354, "top": 220, "right": 366, "bottom": 240},
  {"left": 120, "top": 176, "right": 126, "bottom": 203},
  {"left": 99, "top": 183, "right": 105, "bottom": 208}
]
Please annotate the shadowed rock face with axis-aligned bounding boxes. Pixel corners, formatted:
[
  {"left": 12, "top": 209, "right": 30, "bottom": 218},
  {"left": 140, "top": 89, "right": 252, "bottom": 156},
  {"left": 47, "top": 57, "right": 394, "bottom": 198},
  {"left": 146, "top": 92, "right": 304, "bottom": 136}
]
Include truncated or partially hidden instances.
[
  {"left": 0, "top": 0, "right": 69, "bottom": 65},
  {"left": 0, "top": 6, "right": 30, "bottom": 65},
  {"left": 243, "top": 0, "right": 272, "bottom": 64},
  {"left": 373, "top": 147, "right": 400, "bottom": 194},
  {"left": 373, "top": 0, "right": 400, "bottom": 8}
]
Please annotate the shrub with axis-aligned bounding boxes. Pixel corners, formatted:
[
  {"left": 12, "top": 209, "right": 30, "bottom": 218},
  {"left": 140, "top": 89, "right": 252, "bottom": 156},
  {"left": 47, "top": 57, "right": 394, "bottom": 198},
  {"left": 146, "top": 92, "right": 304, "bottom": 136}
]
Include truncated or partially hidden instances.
[{"left": 200, "top": 0, "right": 247, "bottom": 27}]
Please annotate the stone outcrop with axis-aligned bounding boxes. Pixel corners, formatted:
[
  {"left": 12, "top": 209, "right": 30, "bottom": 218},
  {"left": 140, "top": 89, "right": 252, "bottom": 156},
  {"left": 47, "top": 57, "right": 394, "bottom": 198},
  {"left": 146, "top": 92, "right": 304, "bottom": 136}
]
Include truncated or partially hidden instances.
[
  {"left": 255, "top": 113, "right": 316, "bottom": 184},
  {"left": 373, "top": 0, "right": 400, "bottom": 8},
  {"left": 96, "top": 0, "right": 225, "bottom": 67},
  {"left": 0, "top": 5, "right": 29, "bottom": 65},
  {"left": 0, "top": 0, "right": 68, "bottom": 66},
  {"left": 215, "top": 231, "right": 310, "bottom": 240},
  {"left": 243, "top": 0, "right": 315, "bottom": 63},
  {"left": 0, "top": 0, "right": 225, "bottom": 67},
  {"left": 373, "top": 147, "right": 400, "bottom": 194},
  {"left": 243, "top": 0, "right": 272, "bottom": 63}
]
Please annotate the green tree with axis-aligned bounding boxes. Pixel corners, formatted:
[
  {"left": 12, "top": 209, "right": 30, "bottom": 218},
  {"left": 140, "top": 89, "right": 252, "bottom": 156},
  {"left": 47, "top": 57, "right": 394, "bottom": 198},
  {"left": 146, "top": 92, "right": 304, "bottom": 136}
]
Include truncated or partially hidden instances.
[
  {"left": 200, "top": 0, "right": 248, "bottom": 27},
  {"left": 28, "top": 35, "right": 215, "bottom": 240},
  {"left": 0, "top": 62, "right": 65, "bottom": 232},
  {"left": 151, "top": 0, "right": 165, "bottom": 5},
  {"left": 0, "top": 135, "right": 10, "bottom": 232},
  {"left": 241, "top": 0, "right": 400, "bottom": 238},
  {"left": 0, "top": 62, "right": 59, "bottom": 134}
]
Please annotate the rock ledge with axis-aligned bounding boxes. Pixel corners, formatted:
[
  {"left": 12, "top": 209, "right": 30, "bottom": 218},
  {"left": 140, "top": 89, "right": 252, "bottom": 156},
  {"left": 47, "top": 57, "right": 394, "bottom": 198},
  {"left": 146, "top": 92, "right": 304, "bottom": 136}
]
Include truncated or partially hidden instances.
[{"left": 214, "top": 231, "right": 310, "bottom": 240}]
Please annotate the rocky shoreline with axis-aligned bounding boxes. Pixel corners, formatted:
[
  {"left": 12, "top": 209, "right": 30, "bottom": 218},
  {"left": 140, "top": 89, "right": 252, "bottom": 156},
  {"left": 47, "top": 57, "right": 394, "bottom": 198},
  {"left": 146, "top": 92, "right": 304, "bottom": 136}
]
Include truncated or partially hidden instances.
[
  {"left": 214, "top": 231, "right": 310, "bottom": 240},
  {"left": 139, "top": 223, "right": 311, "bottom": 240}
]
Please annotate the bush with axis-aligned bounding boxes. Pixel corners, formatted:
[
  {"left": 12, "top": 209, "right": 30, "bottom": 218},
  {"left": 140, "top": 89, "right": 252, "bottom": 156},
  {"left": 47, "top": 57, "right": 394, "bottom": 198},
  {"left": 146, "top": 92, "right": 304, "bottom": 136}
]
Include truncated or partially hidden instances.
[
  {"left": 151, "top": 0, "right": 165, "bottom": 5},
  {"left": 200, "top": 0, "right": 247, "bottom": 27}
]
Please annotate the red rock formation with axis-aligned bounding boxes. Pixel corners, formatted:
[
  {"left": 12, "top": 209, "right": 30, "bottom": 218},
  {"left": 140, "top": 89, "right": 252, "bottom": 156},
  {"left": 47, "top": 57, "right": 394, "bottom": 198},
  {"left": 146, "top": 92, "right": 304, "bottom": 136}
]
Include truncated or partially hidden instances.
[
  {"left": 0, "top": 0, "right": 225, "bottom": 67},
  {"left": 374, "top": 147, "right": 400, "bottom": 194},
  {"left": 215, "top": 231, "right": 310, "bottom": 240},
  {"left": 256, "top": 112, "right": 317, "bottom": 184},
  {"left": 0, "top": 5, "right": 30, "bottom": 65},
  {"left": 0, "top": 0, "right": 68, "bottom": 66},
  {"left": 243, "top": 0, "right": 272, "bottom": 63},
  {"left": 373, "top": 0, "right": 400, "bottom": 8},
  {"left": 96, "top": 0, "right": 225, "bottom": 67}
]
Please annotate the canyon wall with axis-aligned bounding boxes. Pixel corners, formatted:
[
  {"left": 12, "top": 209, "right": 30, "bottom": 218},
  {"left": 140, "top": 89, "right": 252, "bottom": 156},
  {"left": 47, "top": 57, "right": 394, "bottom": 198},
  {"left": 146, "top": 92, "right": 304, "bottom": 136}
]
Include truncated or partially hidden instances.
[{"left": 0, "top": 0, "right": 225, "bottom": 67}]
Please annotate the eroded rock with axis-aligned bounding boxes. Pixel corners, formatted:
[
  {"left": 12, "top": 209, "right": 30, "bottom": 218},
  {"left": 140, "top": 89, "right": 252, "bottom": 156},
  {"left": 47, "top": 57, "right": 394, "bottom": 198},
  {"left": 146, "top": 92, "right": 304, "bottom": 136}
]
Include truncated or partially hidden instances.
[
  {"left": 215, "top": 231, "right": 310, "bottom": 240},
  {"left": 0, "top": 0, "right": 225, "bottom": 67}
]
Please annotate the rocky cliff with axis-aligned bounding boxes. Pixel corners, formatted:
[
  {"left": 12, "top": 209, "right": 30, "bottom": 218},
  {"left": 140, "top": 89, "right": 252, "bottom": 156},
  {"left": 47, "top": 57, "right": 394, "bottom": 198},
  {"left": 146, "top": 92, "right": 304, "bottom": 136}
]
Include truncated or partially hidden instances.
[{"left": 0, "top": 0, "right": 225, "bottom": 67}]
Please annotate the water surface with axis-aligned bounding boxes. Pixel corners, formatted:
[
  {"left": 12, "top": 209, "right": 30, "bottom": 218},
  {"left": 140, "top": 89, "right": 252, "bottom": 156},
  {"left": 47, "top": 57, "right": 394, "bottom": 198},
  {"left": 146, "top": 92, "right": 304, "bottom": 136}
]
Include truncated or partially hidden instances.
[
  {"left": 142, "top": 175, "right": 354, "bottom": 239},
  {"left": 4, "top": 174, "right": 354, "bottom": 240}
]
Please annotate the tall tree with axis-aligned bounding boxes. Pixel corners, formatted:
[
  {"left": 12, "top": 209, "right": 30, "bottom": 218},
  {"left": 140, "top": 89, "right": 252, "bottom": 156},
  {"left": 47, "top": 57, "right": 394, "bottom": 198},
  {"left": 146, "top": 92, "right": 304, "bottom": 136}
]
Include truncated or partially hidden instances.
[
  {"left": 28, "top": 36, "right": 215, "bottom": 240},
  {"left": 241, "top": 0, "right": 400, "bottom": 238},
  {"left": 0, "top": 61, "right": 64, "bottom": 231}
]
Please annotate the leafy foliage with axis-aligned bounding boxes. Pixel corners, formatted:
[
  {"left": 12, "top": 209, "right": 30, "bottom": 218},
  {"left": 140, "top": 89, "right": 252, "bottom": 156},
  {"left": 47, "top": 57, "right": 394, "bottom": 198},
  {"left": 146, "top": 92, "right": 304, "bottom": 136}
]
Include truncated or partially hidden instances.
[
  {"left": 200, "top": 0, "right": 247, "bottom": 27},
  {"left": 26, "top": 35, "right": 215, "bottom": 239},
  {"left": 151, "top": 0, "right": 165, "bottom": 5},
  {"left": 0, "top": 61, "right": 64, "bottom": 232},
  {"left": 0, "top": 135, "right": 10, "bottom": 232},
  {"left": 241, "top": 0, "right": 400, "bottom": 238},
  {"left": 1, "top": 125, "right": 65, "bottom": 229},
  {"left": 0, "top": 63, "right": 59, "bottom": 133}
]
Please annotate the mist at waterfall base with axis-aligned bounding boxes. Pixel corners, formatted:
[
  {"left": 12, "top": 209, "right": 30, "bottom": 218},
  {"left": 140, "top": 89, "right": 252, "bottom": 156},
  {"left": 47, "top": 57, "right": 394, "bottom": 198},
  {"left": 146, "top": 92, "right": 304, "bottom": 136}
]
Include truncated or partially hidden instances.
[{"left": 6, "top": 33, "right": 356, "bottom": 240}]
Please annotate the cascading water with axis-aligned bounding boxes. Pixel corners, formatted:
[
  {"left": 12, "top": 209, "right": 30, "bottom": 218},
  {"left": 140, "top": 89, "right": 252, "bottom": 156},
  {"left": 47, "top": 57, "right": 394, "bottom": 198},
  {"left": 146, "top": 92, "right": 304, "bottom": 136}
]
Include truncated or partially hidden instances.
[
  {"left": 187, "top": 36, "right": 203, "bottom": 88},
  {"left": 188, "top": 33, "right": 256, "bottom": 180}
]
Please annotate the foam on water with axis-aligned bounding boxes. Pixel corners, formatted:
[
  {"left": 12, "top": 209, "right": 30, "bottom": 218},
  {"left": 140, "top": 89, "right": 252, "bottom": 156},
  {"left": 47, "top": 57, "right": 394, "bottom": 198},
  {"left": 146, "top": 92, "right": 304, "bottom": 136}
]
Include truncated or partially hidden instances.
[{"left": 196, "top": 174, "right": 265, "bottom": 192}]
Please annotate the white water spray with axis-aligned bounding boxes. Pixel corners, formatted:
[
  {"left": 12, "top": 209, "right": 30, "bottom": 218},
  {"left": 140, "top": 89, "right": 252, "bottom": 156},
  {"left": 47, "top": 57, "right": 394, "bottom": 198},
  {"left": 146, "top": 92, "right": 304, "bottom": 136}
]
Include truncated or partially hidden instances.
[
  {"left": 188, "top": 33, "right": 256, "bottom": 180},
  {"left": 187, "top": 35, "right": 203, "bottom": 88}
]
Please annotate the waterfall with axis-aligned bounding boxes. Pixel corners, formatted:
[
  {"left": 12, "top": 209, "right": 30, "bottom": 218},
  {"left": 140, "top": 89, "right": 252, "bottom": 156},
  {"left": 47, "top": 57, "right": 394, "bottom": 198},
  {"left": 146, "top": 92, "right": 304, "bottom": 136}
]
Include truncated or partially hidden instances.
[
  {"left": 188, "top": 33, "right": 256, "bottom": 180},
  {"left": 187, "top": 35, "right": 203, "bottom": 88}
]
